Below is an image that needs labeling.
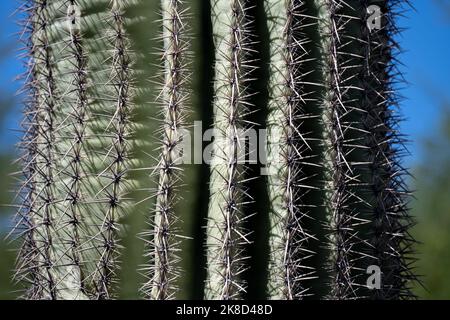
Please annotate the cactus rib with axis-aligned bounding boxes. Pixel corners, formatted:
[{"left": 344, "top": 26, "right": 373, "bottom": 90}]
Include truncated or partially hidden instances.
[
  {"left": 142, "top": 0, "right": 190, "bottom": 300},
  {"left": 85, "top": 0, "right": 135, "bottom": 300},
  {"left": 205, "top": 0, "right": 254, "bottom": 300},
  {"left": 315, "top": 0, "right": 370, "bottom": 299},
  {"left": 49, "top": 0, "right": 91, "bottom": 299},
  {"left": 359, "top": 0, "right": 417, "bottom": 299},
  {"left": 13, "top": 0, "right": 45, "bottom": 299},
  {"left": 265, "top": 0, "right": 317, "bottom": 300}
]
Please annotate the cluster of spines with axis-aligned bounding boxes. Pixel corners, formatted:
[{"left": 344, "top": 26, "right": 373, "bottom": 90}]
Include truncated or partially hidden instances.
[
  {"left": 358, "top": 0, "right": 417, "bottom": 299},
  {"left": 205, "top": 0, "right": 255, "bottom": 300},
  {"left": 140, "top": 0, "right": 190, "bottom": 300},
  {"left": 265, "top": 0, "right": 317, "bottom": 300}
]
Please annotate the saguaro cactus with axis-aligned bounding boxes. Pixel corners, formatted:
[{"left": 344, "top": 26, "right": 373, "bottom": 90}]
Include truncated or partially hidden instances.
[
  {"left": 12, "top": 0, "right": 417, "bottom": 300},
  {"left": 89, "top": 0, "right": 135, "bottom": 299}
]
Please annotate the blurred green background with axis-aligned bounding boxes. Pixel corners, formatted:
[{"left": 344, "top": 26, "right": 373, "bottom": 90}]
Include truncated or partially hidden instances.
[{"left": 1, "top": 0, "right": 450, "bottom": 300}]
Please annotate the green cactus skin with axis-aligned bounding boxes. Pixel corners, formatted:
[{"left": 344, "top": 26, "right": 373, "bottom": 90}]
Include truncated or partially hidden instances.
[
  {"left": 141, "top": 0, "right": 190, "bottom": 300},
  {"left": 265, "top": 0, "right": 317, "bottom": 300},
  {"left": 205, "top": 0, "right": 254, "bottom": 300}
]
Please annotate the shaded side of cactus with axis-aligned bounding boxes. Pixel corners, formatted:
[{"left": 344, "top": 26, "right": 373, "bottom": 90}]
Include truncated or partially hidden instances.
[
  {"left": 359, "top": 0, "right": 417, "bottom": 299},
  {"left": 314, "top": 0, "right": 371, "bottom": 299},
  {"left": 265, "top": 0, "right": 317, "bottom": 300},
  {"left": 205, "top": 0, "right": 254, "bottom": 300},
  {"left": 113, "top": 0, "right": 158, "bottom": 299},
  {"left": 140, "top": 0, "right": 190, "bottom": 300}
]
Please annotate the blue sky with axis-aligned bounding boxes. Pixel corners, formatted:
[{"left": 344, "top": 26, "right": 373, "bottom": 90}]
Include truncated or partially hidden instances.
[
  {"left": 398, "top": 1, "right": 450, "bottom": 167},
  {"left": 0, "top": 0, "right": 23, "bottom": 153},
  {"left": 1, "top": 1, "right": 450, "bottom": 168}
]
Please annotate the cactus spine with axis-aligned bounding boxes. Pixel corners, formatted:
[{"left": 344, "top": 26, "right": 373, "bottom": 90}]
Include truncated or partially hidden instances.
[{"left": 205, "top": 0, "right": 253, "bottom": 300}]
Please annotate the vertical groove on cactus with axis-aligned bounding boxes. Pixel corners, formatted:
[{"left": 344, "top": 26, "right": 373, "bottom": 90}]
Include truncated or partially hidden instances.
[
  {"left": 89, "top": 0, "right": 134, "bottom": 299},
  {"left": 205, "top": 0, "right": 254, "bottom": 300},
  {"left": 242, "top": 0, "right": 271, "bottom": 299},
  {"left": 115, "top": 0, "right": 156, "bottom": 299},
  {"left": 315, "top": 0, "right": 370, "bottom": 299},
  {"left": 265, "top": 0, "right": 317, "bottom": 300},
  {"left": 359, "top": 0, "right": 417, "bottom": 299},
  {"left": 141, "top": 0, "right": 189, "bottom": 300}
]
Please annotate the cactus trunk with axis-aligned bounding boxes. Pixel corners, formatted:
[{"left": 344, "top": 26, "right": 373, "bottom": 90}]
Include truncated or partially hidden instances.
[{"left": 12, "top": 0, "right": 417, "bottom": 300}]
